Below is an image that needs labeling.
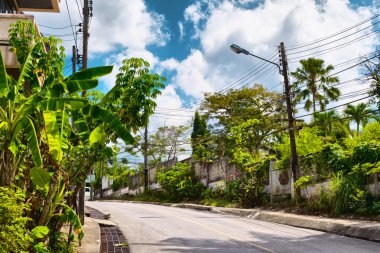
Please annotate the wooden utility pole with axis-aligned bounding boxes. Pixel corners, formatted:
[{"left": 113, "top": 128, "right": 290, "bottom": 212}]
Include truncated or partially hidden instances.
[
  {"left": 78, "top": 0, "right": 91, "bottom": 225},
  {"left": 144, "top": 125, "right": 148, "bottom": 192},
  {"left": 82, "top": 0, "right": 89, "bottom": 72},
  {"left": 72, "top": 45, "right": 76, "bottom": 73},
  {"left": 279, "top": 42, "right": 299, "bottom": 194}
]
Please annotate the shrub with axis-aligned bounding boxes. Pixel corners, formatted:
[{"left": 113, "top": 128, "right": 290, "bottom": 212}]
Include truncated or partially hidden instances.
[
  {"left": 315, "top": 143, "right": 351, "bottom": 176},
  {"left": 0, "top": 187, "right": 32, "bottom": 253},
  {"left": 352, "top": 142, "right": 380, "bottom": 165},
  {"left": 157, "top": 162, "right": 204, "bottom": 201},
  {"left": 225, "top": 178, "right": 268, "bottom": 208}
]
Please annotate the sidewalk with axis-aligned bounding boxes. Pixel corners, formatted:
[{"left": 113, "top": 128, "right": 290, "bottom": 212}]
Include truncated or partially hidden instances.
[
  {"left": 76, "top": 212, "right": 101, "bottom": 253},
  {"left": 172, "top": 203, "right": 380, "bottom": 242}
]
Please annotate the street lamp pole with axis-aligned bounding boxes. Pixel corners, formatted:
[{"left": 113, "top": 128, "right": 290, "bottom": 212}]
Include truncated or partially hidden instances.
[{"left": 230, "top": 43, "right": 299, "bottom": 195}]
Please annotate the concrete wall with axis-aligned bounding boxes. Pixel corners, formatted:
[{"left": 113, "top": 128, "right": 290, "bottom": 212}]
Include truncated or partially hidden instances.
[
  {"left": 95, "top": 158, "right": 380, "bottom": 201},
  {"left": 268, "top": 160, "right": 291, "bottom": 201}
]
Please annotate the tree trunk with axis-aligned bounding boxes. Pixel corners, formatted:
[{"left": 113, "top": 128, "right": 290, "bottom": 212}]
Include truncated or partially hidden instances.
[
  {"left": 356, "top": 121, "right": 360, "bottom": 135},
  {"left": 312, "top": 91, "right": 316, "bottom": 114},
  {"left": 38, "top": 171, "right": 59, "bottom": 226}
]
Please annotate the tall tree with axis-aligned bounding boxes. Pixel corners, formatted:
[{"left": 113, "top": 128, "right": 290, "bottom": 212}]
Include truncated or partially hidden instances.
[
  {"left": 101, "top": 58, "right": 165, "bottom": 134},
  {"left": 191, "top": 111, "right": 210, "bottom": 160},
  {"left": 201, "top": 84, "right": 287, "bottom": 155},
  {"left": 146, "top": 125, "right": 190, "bottom": 166},
  {"left": 291, "top": 58, "right": 340, "bottom": 113},
  {"left": 313, "top": 110, "right": 348, "bottom": 139},
  {"left": 344, "top": 103, "right": 373, "bottom": 133}
]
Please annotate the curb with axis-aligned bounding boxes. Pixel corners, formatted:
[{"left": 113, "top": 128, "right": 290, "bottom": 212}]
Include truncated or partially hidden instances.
[{"left": 179, "top": 204, "right": 380, "bottom": 243}]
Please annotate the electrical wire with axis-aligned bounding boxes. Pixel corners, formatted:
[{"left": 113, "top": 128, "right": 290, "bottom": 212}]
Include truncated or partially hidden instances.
[
  {"left": 75, "top": 0, "right": 83, "bottom": 21},
  {"left": 64, "top": 0, "right": 78, "bottom": 51},
  {"left": 39, "top": 24, "right": 72, "bottom": 29},
  {"left": 286, "top": 14, "right": 379, "bottom": 50}
]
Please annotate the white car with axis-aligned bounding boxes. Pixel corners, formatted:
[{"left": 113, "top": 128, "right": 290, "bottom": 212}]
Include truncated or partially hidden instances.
[{"left": 85, "top": 187, "right": 91, "bottom": 200}]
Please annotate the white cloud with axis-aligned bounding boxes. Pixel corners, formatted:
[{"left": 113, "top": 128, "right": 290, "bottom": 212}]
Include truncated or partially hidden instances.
[
  {"left": 165, "top": 0, "right": 378, "bottom": 114},
  {"left": 89, "top": 0, "right": 169, "bottom": 54},
  {"left": 178, "top": 21, "right": 185, "bottom": 41}
]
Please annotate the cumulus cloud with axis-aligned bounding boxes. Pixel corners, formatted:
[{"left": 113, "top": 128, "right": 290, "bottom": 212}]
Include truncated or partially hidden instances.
[
  {"left": 166, "top": 0, "right": 378, "bottom": 112},
  {"left": 89, "top": 0, "right": 169, "bottom": 53}
]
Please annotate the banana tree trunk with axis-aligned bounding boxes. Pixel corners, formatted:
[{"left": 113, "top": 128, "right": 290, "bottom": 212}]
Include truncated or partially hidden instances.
[{"left": 38, "top": 171, "right": 59, "bottom": 226}]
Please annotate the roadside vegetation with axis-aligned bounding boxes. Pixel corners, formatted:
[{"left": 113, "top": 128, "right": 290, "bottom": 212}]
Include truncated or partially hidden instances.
[
  {"left": 3, "top": 10, "right": 380, "bottom": 253},
  {"left": 0, "top": 20, "right": 164, "bottom": 252},
  {"left": 94, "top": 51, "right": 380, "bottom": 219}
]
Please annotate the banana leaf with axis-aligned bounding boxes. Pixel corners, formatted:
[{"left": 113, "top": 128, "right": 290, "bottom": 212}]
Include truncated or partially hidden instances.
[
  {"left": 0, "top": 51, "right": 8, "bottom": 98},
  {"left": 67, "top": 66, "right": 113, "bottom": 81},
  {"left": 49, "top": 79, "right": 98, "bottom": 97},
  {"left": 81, "top": 104, "right": 134, "bottom": 145}
]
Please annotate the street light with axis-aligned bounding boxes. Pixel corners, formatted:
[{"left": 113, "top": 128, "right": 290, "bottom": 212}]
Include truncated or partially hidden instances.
[
  {"left": 230, "top": 42, "right": 300, "bottom": 197},
  {"left": 230, "top": 44, "right": 282, "bottom": 75}
]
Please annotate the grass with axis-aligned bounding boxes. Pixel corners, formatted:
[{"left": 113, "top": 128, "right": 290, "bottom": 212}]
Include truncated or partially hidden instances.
[{"left": 199, "top": 198, "right": 237, "bottom": 208}]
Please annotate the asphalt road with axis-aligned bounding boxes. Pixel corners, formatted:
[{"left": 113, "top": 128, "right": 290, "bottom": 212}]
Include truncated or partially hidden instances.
[{"left": 86, "top": 201, "right": 380, "bottom": 253}]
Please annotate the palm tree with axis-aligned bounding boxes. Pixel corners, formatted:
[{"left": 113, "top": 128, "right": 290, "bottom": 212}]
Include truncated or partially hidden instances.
[
  {"left": 291, "top": 58, "right": 340, "bottom": 113},
  {"left": 313, "top": 110, "right": 348, "bottom": 139},
  {"left": 344, "top": 103, "right": 373, "bottom": 133}
]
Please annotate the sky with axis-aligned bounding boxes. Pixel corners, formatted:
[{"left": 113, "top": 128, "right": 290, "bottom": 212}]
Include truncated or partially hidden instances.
[{"left": 29, "top": 0, "right": 380, "bottom": 140}]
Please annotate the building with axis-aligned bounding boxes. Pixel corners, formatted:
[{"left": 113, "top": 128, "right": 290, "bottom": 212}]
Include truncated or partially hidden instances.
[{"left": 0, "top": 0, "right": 60, "bottom": 77}]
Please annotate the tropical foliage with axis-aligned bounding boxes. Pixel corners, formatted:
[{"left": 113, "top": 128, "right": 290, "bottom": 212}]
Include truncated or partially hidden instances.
[
  {"left": 291, "top": 57, "right": 340, "bottom": 113},
  {"left": 0, "top": 20, "right": 161, "bottom": 251}
]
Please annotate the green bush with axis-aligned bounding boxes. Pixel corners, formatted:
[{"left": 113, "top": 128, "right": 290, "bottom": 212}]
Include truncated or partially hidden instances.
[
  {"left": 315, "top": 144, "right": 351, "bottom": 176},
  {"left": 225, "top": 178, "right": 268, "bottom": 208},
  {"left": 352, "top": 142, "right": 380, "bottom": 165},
  {"left": 0, "top": 187, "right": 32, "bottom": 253},
  {"left": 157, "top": 162, "right": 204, "bottom": 201}
]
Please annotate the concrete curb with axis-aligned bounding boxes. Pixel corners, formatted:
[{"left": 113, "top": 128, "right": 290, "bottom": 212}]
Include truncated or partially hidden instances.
[{"left": 178, "top": 204, "right": 380, "bottom": 243}]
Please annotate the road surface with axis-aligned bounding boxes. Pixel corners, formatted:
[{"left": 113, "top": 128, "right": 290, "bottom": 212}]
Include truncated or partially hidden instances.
[{"left": 87, "top": 201, "right": 379, "bottom": 253}]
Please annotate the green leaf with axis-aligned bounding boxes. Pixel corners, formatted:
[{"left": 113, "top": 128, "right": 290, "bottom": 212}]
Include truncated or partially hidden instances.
[
  {"left": 31, "top": 226, "right": 49, "bottom": 239},
  {"left": 49, "top": 79, "right": 98, "bottom": 97},
  {"left": 72, "top": 111, "right": 90, "bottom": 141},
  {"left": 30, "top": 167, "right": 51, "bottom": 190},
  {"left": 33, "top": 242, "right": 49, "bottom": 253},
  {"left": 89, "top": 124, "right": 106, "bottom": 145},
  {"left": 82, "top": 104, "right": 135, "bottom": 144},
  {"left": 43, "top": 109, "right": 70, "bottom": 163},
  {"left": 22, "top": 117, "right": 42, "bottom": 166},
  {"left": 67, "top": 66, "right": 113, "bottom": 80},
  {"left": 60, "top": 204, "right": 82, "bottom": 231},
  {"left": 8, "top": 121, "right": 22, "bottom": 156},
  {"left": 17, "top": 49, "right": 34, "bottom": 90},
  {"left": 0, "top": 51, "right": 8, "bottom": 98},
  {"left": 0, "top": 121, "right": 8, "bottom": 131},
  {"left": 39, "top": 97, "right": 88, "bottom": 111}
]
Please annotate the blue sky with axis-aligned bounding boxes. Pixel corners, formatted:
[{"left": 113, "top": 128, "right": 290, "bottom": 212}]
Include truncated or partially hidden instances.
[{"left": 31, "top": 0, "right": 379, "bottom": 131}]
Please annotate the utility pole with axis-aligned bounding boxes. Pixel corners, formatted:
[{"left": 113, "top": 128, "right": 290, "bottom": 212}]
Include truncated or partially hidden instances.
[
  {"left": 82, "top": 0, "right": 89, "bottom": 73},
  {"left": 72, "top": 45, "right": 76, "bottom": 74},
  {"left": 78, "top": 0, "right": 91, "bottom": 225},
  {"left": 279, "top": 42, "right": 299, "bottom": 195},
  {"left": 144, "top": 125, "right": 148, "bottom": 192}
]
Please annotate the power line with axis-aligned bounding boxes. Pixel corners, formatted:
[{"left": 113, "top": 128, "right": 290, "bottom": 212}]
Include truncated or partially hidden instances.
[
  {"left": 64, "top": 0, "right": 78, "bottom": 50},
  {"left": 39, "top": 24, "right": 72, "bottom": 29},
  {"left": 75, "top": 0, "right": 83, "bottom": 21},
  {"left": 287, "top": 19, "right": 380, "bottom": 56},
  {"left": 288, "top": 28, "right": 380, "bottom": 61},
  {"left": 287, "top": 14, "right": 379, "bottom": 50},
  {"left": 295, "top": 95, "right": 374, "bottom": 119}
]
